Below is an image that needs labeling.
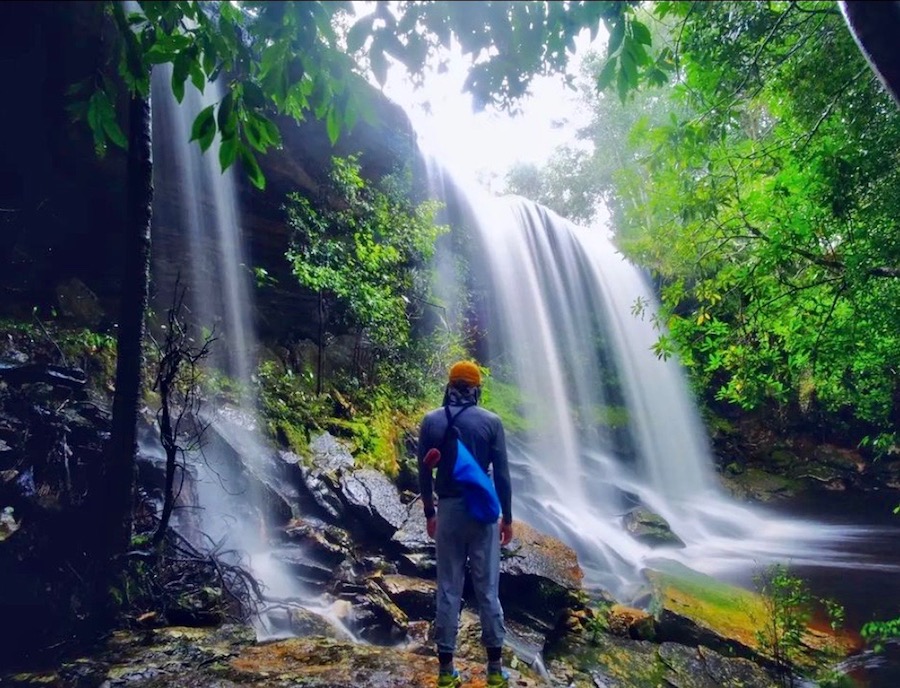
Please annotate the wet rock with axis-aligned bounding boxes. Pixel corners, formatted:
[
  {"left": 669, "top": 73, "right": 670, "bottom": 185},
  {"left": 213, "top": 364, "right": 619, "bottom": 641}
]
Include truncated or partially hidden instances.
[
  {"left": 646, "top": 559, "right": 858, "bottom": 673},
  {"left": 402, "top": 619, "right": 432, "bottom": 654},
  {"left": 259, "top": 606, "right": 341, "bottom": 638},
  {"left": 280, "top": 450, "right": 347, "bottom": 523},
  {"left": 270, "top": 545, "right": 337, "bottom": 588},
  {"left": 282, "top": 517, "right": 352, "bottom": 567},
  {"left": 203, "top": 419, "right": 294, "bottom": 528},
  {"left": 377, "top": 574, "right": 436, "bottom": 621},
  {"left": 547, "top": 632, "right": 777, "bottom": 688},
  {"left": 658, "top": 642, "right": 719, "bottom": 688},
  {"left": 334, "top": 576, "right": 408, "bottom": 644},
  {"left": 389, "top": 510, "right": 436, "bottom": 576},
  {"left": 607, "top": 604, "right": 656, "bottom": 641},
  {"left": 727, "top": 467, "right": 799, "bottom": 502},
  {"left": 0, "top": 362, "right": 86, "bottom": 389},
  {"left": 644, "top": 559, "right": 762, "bottom": 660},
  {"left": 697, "top": 645, "right": 777, "bottom": 687},
  {"left": 499, "top": 521, "right": 584, "bottom": 633},
  {"left": 166, "top": 586, "right": 225, "bottom": 627},
  {"left": 504, "top": 619, "right": 552, "bottom": 674},
  {"left": 225, "top": 635, "right": 542, "bottom": 687},
  {"left": 338, "top": 468, "right": 410, "bottom": 540},
  {"left": 814, "top": 444, "right": 865, "bottom": 474},
  {"left": 622, "top": 507, "right": 686, "bottom": 548},
  {"left": 309, "top": 431, "right": 355, "bottom": 472}
]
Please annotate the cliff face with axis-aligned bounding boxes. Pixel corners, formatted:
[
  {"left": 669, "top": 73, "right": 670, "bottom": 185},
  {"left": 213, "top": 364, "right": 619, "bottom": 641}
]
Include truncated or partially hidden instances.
[{"left": 0, "top": 1, "right": 421, "bottom": 344}]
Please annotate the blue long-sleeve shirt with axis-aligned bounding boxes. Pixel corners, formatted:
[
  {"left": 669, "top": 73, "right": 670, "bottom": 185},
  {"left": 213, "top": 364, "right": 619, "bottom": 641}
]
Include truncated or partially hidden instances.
[{"left": 417, "top": 403, "right": 512, "bottom": 525}]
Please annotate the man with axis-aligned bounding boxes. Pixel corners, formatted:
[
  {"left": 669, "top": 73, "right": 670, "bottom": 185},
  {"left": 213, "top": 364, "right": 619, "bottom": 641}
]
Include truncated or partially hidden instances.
[{"left": 418, "top": 361, "right": 514, "bottom": 688}]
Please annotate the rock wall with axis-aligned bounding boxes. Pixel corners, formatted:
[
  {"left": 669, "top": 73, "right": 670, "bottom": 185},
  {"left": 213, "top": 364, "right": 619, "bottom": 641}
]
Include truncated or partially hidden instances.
[{"left": 0, "top": 1, "right": 422, "bottom": 345}]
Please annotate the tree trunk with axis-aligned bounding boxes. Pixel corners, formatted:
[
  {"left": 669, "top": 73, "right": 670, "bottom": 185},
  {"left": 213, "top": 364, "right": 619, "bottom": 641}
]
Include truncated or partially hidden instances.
[
  {"left": 316, "top": 289, "right": 325, "bottom": 395},
  {"left": 100, "top": 91, "right": 153, "bottom": 562}
]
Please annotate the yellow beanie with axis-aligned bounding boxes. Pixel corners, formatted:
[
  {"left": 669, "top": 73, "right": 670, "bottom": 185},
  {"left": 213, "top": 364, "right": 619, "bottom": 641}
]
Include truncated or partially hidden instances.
[{"left": 449, "top": 361, "right": 482, "bottom": 387}]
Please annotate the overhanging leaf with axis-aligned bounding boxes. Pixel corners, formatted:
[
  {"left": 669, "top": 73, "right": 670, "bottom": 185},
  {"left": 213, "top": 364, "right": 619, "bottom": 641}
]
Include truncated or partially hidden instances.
[
  {"left": 239, "top": 144, "right": 266, "bottom": 190},
  {"left": 595, "top": 57, "right": 618, "bottom": 92},
  {"left": 219, "top": 133, "right": 238, "bottom": 171},
  {"left": 189, "top": 104, "right": 216, "bottom": 152}
]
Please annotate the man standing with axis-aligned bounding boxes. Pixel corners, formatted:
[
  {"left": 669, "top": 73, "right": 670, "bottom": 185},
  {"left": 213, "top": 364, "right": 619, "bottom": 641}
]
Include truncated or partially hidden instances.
[{"left": 418, "top": 361, "right": 514, "bottom": 688}]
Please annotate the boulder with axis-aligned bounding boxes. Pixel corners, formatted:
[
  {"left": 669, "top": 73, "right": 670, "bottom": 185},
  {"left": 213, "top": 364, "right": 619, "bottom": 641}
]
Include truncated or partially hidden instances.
[
  {"left": 334, "top": 576, "right": 409, "bottom": 645},
  {"left": 546, "top": 632, "right": 778, "bottom": 688},
  {"left": 643, "top": 558, "right": 858, "bottom": 669},
  {"left": 389, "top": 509, "right": 436, "bottom": 576},
  {"left": 280, "top": 450, "right": 346, "bottom": 523},
  {"left": 499, "top": 521, "right": 584, "bottom": 633},
  {"left": 338, "top": 468, "right": 410, "bottom": 541},
  {"left": 270, "top": 545, "right": 338, "bottom": 589},
  {"left": 282, "top": 517, "right": 352, "bottom": 568},
  {"left": 377, "top": 574, "right": 436, "bottom": 621},
  {"left": 202, "top": 414, "right": 294, "bottom": 527},
  {"left": 622, "top": 508, "right": 685, "bottom": 548},
  {"left": 309, "top": 432, "right": 355, "bottom": 473},
  {"left": 644, "top": 559, "right": 764, "bottom": 660},
  {"left": 607, "top": 604, "right": 656, "bottom": 641},
  {"left": 284, "top": 607, "right": 342, "bottom": 638}
]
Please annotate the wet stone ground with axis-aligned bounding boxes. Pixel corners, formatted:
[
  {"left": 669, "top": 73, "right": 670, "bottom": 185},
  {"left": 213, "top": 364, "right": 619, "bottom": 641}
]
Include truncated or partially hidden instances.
[{"left": 5, "top": 625, "right": 542, "bottom": 688}]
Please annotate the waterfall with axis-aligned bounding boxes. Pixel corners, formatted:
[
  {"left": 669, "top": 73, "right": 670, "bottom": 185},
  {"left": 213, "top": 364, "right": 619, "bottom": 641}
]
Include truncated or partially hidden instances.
[
  {"left": 149, "top": 69, "right": 354, "bottom": 639},
  {"left": 429, "top": 168, "right": 869, "bottom": 598}
]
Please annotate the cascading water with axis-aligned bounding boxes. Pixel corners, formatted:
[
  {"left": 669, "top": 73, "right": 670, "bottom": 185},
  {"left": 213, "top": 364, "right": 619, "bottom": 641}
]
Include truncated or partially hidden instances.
[
  {"left": 149, "top": 68, "right": 354, "bottom": 640},
  {"left": 427, "top": 166, "right": 881, "bottom": 599}
]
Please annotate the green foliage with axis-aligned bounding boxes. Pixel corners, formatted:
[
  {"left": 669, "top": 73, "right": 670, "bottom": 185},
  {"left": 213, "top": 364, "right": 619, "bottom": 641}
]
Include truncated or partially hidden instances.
[
  {"left": 76, "top": 1, "right": 366, "bottom": 187},
  {"left": 329, "top": 398, "right": 413, "bottom": 477},
  {"left": 479, "top": 374, "right": 529, "bottom": 435},
  {"left": 286, "top": 156, "right": 446, "bottom": 350},
  {"left": 354, "top": 1, "right": 640, "bottom": 111},
  {"left": 585, "top": 602, "right": 612, "bottom": 645},
  {"left": 754, "top": 564, "right": 847, "bottom": 687},
  {"left": 755, "top": 565, "right": 813, "bottom": 686},
  {"left": 0, "top": 318, "right": 118, "bottom": 393},
  {"left": 536, "top": 1, "right": 900, "bottom": 440},
  {"left": 257, "top": 360, "right": 329, "bottom": 454},
  {"left": 861, "top": 616, "right": 900, "bottom": 654}
]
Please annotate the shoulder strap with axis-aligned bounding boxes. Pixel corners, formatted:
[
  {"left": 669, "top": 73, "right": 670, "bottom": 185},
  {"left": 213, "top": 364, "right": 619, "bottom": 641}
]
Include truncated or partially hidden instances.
[{"left": 441, "top": 403, "right": 475, "bottom": 445}]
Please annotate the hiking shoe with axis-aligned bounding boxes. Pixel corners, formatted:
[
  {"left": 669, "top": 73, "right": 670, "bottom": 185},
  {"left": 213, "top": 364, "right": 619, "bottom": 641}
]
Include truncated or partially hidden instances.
[
  {"left": 437, "top": 669, "right": 462, "bottom": 687},
  {"left": 486, "top": 669, "right": 509, "bottom": 687}
]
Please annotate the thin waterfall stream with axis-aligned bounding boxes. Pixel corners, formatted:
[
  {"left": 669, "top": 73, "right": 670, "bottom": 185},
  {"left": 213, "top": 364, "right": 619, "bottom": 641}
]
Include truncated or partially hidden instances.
[{"left": 150, "top": 68, "right": 355, "bottom": 641}]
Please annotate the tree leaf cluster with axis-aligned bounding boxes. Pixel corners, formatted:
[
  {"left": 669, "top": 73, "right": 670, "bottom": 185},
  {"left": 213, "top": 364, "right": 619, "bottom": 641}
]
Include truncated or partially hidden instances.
[
  {"left": 75, "top": 1, "right": 643, "bottom": 181},
  {"left": 285, "top": 156, "right": 446, "bottom": 350}
]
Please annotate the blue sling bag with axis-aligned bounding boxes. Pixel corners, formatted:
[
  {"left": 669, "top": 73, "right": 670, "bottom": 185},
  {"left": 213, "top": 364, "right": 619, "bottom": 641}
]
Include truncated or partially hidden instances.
[{"left": 441, "top": 404, "right": 501, "bottom": 524}]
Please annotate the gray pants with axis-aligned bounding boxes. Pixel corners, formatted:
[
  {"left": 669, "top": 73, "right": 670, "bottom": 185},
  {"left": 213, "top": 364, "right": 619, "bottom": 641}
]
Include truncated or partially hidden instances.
[{"left": 434, "top": 497, "right": 505, "bottom": 653}]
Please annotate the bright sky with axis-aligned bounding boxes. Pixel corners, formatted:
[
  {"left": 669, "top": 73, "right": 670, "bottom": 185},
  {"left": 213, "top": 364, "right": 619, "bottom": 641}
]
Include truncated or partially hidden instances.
[{"left": 370, "top": 22, "right": 604, "bottom": 191}]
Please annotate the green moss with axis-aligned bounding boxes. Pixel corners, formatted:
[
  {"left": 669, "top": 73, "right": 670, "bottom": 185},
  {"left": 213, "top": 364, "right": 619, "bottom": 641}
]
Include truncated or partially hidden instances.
[
  {"left": 569, "top": 634, "right": 666, "bottom": 688},
  {"left": 329, "top": 403, "right": 418, "bottom": 478},
  {"left": 0, "top": 319, "right": 118, "bottom": 396},
  {"left": 480, "top": 377, "right": 529, "bottom": 434},
  {"left": 274, "top": 419, "right": 310, "bottom": 457},
  {"left": 592, "top": 404, "right": 630, "bottom": 429},
  {"left": 646, "top": 560, "right": 768, "bottom": 649}
]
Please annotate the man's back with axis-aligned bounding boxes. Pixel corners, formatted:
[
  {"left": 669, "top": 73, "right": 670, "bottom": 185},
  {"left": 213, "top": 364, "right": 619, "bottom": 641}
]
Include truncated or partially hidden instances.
[{"left": 418, "top": 402, "right": 512, "bottom": 525}]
